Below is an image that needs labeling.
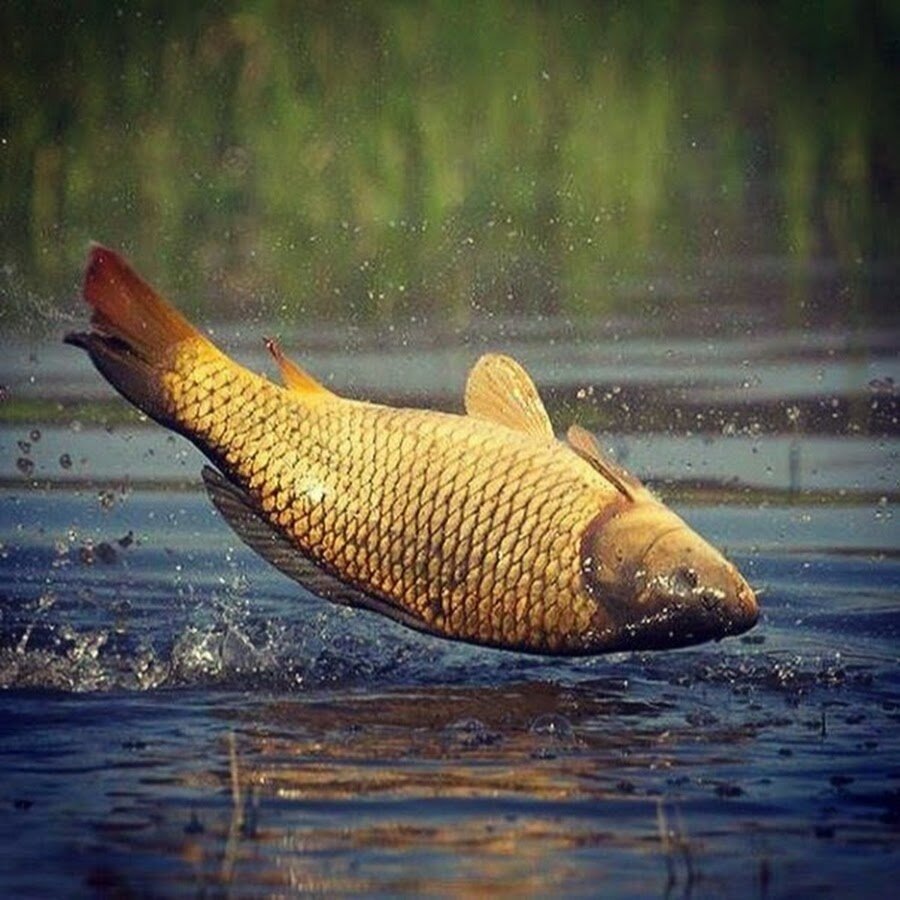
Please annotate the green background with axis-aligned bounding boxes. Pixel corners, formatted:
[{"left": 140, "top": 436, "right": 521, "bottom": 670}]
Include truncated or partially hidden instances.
[{"left": 2, "top": 0, "right": 897, "bottom": 328}]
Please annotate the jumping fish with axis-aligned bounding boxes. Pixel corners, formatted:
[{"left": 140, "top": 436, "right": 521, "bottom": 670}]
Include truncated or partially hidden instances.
[{"left": 65, "top": 245, "right": 758, "bottom": 654}]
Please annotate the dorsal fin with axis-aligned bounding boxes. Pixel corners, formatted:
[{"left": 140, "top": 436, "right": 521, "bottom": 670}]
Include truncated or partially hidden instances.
[
  {"left": 566, "top": 424, "right": 645, "bottom": 501},
  {"left": 464, "top": 353, "right": 554, "bottom": 440},
  {"left": 265, "top": 337, "right": 335, "bottom": 399}
]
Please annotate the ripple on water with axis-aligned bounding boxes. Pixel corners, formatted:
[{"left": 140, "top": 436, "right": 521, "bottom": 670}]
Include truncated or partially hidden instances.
[{"left": 1, "top": 490, "right": 898, "bottom": 896}]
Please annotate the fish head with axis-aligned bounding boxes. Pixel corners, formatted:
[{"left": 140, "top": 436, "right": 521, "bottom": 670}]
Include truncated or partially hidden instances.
[{"left": 581, "top": 501, "right": 758, "bottom": 651}]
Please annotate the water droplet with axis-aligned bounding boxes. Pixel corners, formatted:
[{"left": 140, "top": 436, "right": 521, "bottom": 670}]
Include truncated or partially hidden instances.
[
  {"left": 59, "top": 453, "right": 72, "bottom": 469},
  {"left": 529, "top": 714, "right": 574, "bottom": 739},
  {"left": 16, "top": 457, "right": 34, "bottom": 476},
  {"left": 95, "top": 542, "right": 118, "bottom": 565},
  {"left": 29, "top": 428, "right": 41, "bottom": 442}
]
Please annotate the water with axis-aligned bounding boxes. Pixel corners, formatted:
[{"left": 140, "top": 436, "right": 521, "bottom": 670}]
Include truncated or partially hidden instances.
[{"left": 1, "top": 323, "right": 898, "bottom": 896}]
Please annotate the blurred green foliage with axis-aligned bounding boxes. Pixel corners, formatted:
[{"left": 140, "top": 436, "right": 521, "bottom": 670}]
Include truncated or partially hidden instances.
[{"left": 1, "top": 0, "right": 897, "bottom": 325}]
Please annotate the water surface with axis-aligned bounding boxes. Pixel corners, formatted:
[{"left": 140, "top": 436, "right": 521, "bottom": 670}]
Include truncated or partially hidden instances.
[{"left": 1, "top": 321, "right": 897, "bottom": 896}]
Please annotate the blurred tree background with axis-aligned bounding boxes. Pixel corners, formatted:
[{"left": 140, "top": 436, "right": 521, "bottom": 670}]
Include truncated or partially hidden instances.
[{"left": 1, "top": 0, "right": 897, "bottom": 328}]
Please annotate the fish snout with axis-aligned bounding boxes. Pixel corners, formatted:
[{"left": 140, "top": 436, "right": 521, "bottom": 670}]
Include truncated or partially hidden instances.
[
  {"left": 689, "top": 573, "right": 758, "bottom": 636},
  {"left": 728, "top": 570, "right": 760, "bottom": 633},
  {"left": 661, "top": 557, "right": 759, "bottom": 642},
  {"left": 734, "top": 566, "right": 756, "bottom": 605},
  {"left": 623, "top": 531, "right": 760, "bottom": 649}
]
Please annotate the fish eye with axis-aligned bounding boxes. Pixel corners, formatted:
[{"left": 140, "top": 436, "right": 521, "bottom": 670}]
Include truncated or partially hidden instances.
[{"left": 673, "top": 566, "right": 699, "bottom": 591}]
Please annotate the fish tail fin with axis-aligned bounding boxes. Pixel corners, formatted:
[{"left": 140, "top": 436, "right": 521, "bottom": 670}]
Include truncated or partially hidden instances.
[
  {"left": 80, "top": 243, "right": 200, "bottom": 355},
  {"left": 64, "top": 244, "right": 220, "bottom": 426}
]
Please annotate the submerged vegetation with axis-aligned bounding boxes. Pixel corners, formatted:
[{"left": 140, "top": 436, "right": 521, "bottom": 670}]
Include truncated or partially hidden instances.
[{"left": 1, "top": 0, "right": 897, "bottom": 325}]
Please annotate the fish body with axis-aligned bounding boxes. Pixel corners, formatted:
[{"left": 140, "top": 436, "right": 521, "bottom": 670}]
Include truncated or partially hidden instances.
[{"left": 66, "top": 246, "right": 758, "bottom": 654}]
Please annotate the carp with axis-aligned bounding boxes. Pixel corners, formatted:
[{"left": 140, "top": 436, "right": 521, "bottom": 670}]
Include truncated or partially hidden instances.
[{"left": 65, "top": 245, "right": 758, "bottom": 654}]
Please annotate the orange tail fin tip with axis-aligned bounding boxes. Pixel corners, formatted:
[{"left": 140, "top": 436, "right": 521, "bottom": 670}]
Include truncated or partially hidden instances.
[{"left": 82, "top": 243, "right": 201, "bottom": 362}]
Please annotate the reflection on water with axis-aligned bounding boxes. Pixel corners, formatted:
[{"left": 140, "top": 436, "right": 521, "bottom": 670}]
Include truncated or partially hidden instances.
[
  {"left": 1, "top": 472, "right": 898, "bottom": 894},
  {"left": 2, "top": 651, "right": 898, "bottom": 896}
]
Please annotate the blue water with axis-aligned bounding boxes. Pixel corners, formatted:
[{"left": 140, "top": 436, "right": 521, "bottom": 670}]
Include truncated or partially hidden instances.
[{"left": 1, "top": 481, "right": 898, "bottom": 896}]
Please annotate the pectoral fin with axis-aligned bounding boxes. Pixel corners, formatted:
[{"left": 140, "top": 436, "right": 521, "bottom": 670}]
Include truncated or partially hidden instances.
[
  {"left": 567, "top": 424, "right": 646, "bottom": 501},
  {"left": 464, "top": 353, "right": 554, "bottom": 440},
  {"left": 201, "top": 466, "right": 441, "bottom": 637}
]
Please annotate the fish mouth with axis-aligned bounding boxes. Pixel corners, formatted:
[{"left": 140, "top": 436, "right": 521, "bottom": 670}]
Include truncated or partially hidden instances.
[
  {"left": 612, "top": 602, "right": 756, "bottom": 652},
  {"left": 580, "top": 584, "right": 759, "bottom": 654},
  {"left": 613, "top": 565, "right": 759, "bottom": 651},
  {"left": 580, "top": 539, "right": 760, "bottom": 653},
  {"left": 734, "top": 578, "right": 760, "bottom": 628},
  {"left": 664, "top": 591, "right": 756, "bottom": 647}
]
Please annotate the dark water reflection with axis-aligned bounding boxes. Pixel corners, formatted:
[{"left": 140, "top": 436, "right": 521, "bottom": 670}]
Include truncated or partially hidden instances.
[{"left": 2, "top": 659, "right": 897, "bottom": 896}]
